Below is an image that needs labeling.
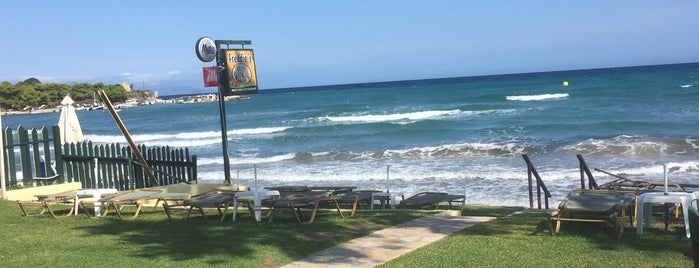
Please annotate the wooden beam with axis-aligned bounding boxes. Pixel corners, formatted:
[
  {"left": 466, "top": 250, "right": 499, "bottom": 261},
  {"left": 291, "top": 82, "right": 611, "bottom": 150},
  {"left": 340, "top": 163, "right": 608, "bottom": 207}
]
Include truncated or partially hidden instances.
[{"left": 97, "top": 89, "right": 159, "bottom": 186}]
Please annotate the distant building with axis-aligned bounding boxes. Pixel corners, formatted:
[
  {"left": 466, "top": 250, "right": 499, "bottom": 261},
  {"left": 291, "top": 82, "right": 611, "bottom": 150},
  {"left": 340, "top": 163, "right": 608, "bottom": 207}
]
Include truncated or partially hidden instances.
[{"left": 120, "top": 82, "right": 132, "bottom": 92}]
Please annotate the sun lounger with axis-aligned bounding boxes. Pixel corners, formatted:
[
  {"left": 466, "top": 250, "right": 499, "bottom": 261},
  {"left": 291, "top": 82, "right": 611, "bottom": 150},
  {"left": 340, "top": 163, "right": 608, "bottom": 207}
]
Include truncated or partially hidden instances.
[
  {"left": 164, "top": 190, "right": 238, "bottom": 223},
  {"left": 260, "top": 191, "right": 345, "bottom": 224},
  {"left": 335, "top": 190, "right": 390, "bottom": 216},
  {"left": 16, "top": 190, "right": 91, "bottom": 219},
  {"left": 398, "top": 192, "right": 465, "bottom": 210},
  {"left": 549, "top": 189, "right": 635, "bottom": 238},
  {"left": 32, "top": 162, "right": 59, "bottom": 186},
  {"left": 100, "top": 189, "right": 164, "bottom": 220},
  {"left": 265, "top": 185, "right": 357, "bottom": 195}
]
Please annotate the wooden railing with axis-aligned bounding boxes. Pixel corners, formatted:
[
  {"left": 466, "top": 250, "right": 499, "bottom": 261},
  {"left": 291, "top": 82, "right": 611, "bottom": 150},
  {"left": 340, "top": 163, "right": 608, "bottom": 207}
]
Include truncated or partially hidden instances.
[
  {"left": 576, "top": 154, "right": 599, "bottom": 190},
  {"left": 522, "top": 154, "right": 552, "bottom": 209}
]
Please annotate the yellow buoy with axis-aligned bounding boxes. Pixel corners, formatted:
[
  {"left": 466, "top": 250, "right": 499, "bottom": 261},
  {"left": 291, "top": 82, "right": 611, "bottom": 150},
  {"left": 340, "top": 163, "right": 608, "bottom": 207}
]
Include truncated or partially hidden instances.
[{"left": 562, "top": 81, "right": 569, "bottom": 87}]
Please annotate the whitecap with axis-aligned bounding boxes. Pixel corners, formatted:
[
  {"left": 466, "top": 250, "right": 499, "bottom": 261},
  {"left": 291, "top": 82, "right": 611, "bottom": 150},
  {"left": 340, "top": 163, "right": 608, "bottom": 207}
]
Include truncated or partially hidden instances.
[
  {"left": 322, "top": 110, "right": 461, "bottom": 124},
  {"left": 506, "top": 93, "right": 569, "bottom": 101}
]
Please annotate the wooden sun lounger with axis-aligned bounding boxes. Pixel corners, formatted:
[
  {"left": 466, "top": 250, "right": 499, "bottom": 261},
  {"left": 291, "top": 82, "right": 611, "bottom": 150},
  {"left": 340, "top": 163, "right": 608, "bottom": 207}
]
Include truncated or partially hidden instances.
[
  {"left": 260, "top": 191, "right": 345, "bottom": 224},
  {"left": 549, "top": 189, "right": 635, "bottom": 239},
  {"left": 162, "top": 190, "right": 238, "bottom": 223},
  {"left": 16, "top": 190, "right": 91, "bottom": 219},
  {"left": 265, "top": 185, "right": 357, "bottom": 195},
  {"left": 100, "top": 189, "right": 164, "bottom": 220},
  {"left": 398, "top": 192, "right": 465, "bottom": 210},
  {"left": 335, "top": 190, "right": 390, "bottom": 217}
]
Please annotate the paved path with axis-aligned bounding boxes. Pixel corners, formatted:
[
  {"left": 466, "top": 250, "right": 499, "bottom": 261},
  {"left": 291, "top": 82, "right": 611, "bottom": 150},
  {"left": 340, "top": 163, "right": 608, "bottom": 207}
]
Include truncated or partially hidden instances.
[{"left": 281, "top": 212, "right": 496, "bottom": 268}]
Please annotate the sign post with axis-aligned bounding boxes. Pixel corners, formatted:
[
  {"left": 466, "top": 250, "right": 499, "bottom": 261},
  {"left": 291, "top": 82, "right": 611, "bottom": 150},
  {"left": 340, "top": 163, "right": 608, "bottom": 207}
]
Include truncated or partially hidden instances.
[{"left": 196, "top": 37, "right": 256, "bottom": 184}]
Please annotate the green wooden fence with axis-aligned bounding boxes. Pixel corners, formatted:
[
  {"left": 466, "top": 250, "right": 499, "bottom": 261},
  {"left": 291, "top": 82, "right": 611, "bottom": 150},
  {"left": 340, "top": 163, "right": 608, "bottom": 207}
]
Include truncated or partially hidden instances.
[
  {"left": 2, "top": 125, "right": 62, "bottom": 187},
  {"left": 61, "top": 142, "right": 197, "bottom": 190},
  {"left": 2, "top": 125, "right": 197, "bottom": 190}
]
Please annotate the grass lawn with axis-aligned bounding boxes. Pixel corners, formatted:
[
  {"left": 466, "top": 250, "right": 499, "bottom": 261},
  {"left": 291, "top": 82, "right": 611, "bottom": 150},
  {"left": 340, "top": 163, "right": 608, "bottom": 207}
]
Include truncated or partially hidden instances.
[
  {"left": 1, "top": 200, "right": 694, "bottom": 267},
  {"left": 0, "top": 200, "right": 428, "bottom": 267},
  {"left": 382, "top": 206, "right": 694, "bottom": 267}
]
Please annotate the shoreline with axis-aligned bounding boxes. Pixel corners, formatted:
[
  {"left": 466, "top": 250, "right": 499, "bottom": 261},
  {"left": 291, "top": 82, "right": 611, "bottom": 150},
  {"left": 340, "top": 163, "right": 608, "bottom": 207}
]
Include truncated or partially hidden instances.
[{"left": 3, "top": 108, "right": 58, "bottom": 116}]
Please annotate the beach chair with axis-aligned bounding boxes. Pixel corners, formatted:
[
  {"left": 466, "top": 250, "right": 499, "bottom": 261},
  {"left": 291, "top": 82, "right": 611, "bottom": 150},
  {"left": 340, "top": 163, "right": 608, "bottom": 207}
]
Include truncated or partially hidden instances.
[
  {"left": 265, "top": 185, "right": 357, "bottom": 195},
  {"left": 100, "top": 189, "right": 164, "bottom": 220},
  {"left": 261, "top": 191, "right": 345, "bottom": 224},
  {"left": 32, "top": 161, "right": 59, "bottom": 186},
  {"left": 549, "top": 189, "right": 635, "bottom": 239},
  {"left": 335, "top": 190, "right": 390, "bottom": 216},
  {"left": 166, "top": 190, "right": 237, "bottom": 223},
  {"left": 16, "top": 190, "right": 91, "bottom": 219},
  {"left": 398, "top": 192, "right": 465, "bottom": 210}
]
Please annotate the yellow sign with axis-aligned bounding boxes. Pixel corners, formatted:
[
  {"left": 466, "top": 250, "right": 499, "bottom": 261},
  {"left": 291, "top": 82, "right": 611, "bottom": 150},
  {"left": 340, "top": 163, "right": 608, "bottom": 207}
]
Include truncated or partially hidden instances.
[{"left": 224, "top": 49, "right": 257, "bottom": 92}]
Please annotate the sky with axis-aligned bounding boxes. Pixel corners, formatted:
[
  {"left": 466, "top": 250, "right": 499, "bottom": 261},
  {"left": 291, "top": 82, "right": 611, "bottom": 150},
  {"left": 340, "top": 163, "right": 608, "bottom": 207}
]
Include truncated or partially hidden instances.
[{"left": 2, "top": 1, "right": 699, "bottom": 95}]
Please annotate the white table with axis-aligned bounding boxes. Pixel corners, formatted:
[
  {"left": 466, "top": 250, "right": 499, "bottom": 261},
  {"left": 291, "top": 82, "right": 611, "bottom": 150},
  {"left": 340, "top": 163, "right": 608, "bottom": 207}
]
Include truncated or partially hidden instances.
[
  {"left": 369, "top": 192, "right": 402, "bottom": 210},
  {"left": 636, "top": 192, "right": 694, "bottom": 238},
  {"left": 74, "top": 189, "right": 119, "bottom": 217},
  {"left": 232, "top": 190, "right": 280, "bottom": 222}
]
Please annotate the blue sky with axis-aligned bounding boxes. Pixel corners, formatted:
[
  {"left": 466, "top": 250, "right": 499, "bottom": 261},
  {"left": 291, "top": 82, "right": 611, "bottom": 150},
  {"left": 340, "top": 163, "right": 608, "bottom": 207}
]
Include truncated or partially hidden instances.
[{"left": 2, "top": 1, "right": 698, "bottom": 95}]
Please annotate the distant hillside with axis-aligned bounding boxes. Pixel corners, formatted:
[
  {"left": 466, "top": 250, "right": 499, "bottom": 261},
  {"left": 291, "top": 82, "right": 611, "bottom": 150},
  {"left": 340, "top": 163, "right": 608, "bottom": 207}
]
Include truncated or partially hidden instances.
[{"left": 0, "top": 78, "right": 152, "bottom": 111}]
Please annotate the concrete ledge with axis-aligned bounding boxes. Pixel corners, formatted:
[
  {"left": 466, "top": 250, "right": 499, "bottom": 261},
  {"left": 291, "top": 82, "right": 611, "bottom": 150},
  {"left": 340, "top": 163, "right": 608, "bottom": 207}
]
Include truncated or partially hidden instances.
[{"left": 5, "top": 182, "right": 82, "bottom": 201}]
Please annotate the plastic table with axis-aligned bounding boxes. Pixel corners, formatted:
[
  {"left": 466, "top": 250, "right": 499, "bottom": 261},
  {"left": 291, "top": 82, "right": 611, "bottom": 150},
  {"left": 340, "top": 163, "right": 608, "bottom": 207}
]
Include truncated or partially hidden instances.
[
  {"left": 636, "top": 192, "right": 693, "bottom": 238},
  {"left": 232, "top": 190, "right": 280, "bottom": 222},
  {"left": 74, "top": 188, "right": 119, "bottom": 217}
]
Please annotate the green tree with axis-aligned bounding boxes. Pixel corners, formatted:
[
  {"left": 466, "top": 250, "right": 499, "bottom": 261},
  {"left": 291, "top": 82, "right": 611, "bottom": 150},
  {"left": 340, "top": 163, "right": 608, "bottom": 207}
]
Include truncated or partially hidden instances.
[
  {"left": 0, "top": 81, "right": 21, "bottom": 109},
  {"left": 102, "top": 84, "right": 128, "bottom": 103},
  {"left": 0, "top": 80, "right": 138, "bottom": 110},
  {"left": 17, "top": 84, "right": 40, "bottom": 108},
  {"left": 17, "top": 77, "right": 41, "bottom": 85}
]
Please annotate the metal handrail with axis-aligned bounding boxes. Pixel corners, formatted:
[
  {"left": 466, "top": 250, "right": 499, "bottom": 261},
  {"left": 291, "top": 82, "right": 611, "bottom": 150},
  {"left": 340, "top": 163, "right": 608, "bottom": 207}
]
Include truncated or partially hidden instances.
[{"left": 522, "top": 154, "right": 552, "bottom": 209}]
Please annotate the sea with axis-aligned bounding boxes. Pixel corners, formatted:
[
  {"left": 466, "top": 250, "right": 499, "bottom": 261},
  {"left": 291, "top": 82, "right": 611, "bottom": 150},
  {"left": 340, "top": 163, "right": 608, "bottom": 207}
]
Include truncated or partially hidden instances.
[{"left": 4, "top": 63, "right": 699, "bottom": 207}]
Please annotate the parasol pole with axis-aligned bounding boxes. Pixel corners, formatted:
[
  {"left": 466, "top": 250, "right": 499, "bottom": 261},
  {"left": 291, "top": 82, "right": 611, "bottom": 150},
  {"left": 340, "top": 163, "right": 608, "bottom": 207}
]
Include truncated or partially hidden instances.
[
  {"left": 97, "top": 89, "right": 159, "bottom": 186},
  {"left": 663, "top": 164, "right": 668, "bottom": 195},
  {"left": 386, "top": 165, "right": 390, "bottom": 193},
  {"left": 253, "top": 164, "right": 261, "bottom": 221}
]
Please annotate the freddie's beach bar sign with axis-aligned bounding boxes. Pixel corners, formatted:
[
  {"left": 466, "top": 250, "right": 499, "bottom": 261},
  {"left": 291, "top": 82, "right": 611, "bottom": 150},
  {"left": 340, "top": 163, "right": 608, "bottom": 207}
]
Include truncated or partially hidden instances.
[
  {"left": 223, "top": 49, "right": 258, "bottom": 94},
  {"left": 195, "top": 37, "right": 256, "bottom": 183}
]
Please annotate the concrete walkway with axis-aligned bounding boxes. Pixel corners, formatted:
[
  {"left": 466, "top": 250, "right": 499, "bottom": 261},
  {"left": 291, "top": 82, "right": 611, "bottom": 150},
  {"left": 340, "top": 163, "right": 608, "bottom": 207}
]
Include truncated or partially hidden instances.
[{"left": 281, "top": 212, "right": 496, "bottom": 268}]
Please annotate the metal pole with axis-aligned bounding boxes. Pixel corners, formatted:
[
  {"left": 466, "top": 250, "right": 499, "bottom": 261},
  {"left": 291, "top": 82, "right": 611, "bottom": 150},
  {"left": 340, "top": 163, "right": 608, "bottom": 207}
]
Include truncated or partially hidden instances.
[
  {"left": 386, "top": 165, "right": 390, "bottom": 193},
  {"left": 216, "top": 43, "right": 232, "bottom": 184}
]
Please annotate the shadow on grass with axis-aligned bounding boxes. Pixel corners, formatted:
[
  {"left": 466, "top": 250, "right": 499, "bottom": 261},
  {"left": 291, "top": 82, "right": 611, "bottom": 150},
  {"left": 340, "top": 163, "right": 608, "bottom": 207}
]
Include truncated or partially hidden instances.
[{"left": 71, "top": 206, "right": 426, "bottom": 265}]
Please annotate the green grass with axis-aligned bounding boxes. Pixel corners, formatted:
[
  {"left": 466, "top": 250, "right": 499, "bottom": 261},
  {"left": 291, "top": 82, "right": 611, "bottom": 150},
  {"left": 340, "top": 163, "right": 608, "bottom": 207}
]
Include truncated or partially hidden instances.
[
  {"left": 2, "top": 201, "right": 694, "bottom": 267},
  {"left": 381, "top": 208, "right": 694, "bottom": 267},
  {"left": 0, "top": 200, "right": 428, "bottom": 267}
]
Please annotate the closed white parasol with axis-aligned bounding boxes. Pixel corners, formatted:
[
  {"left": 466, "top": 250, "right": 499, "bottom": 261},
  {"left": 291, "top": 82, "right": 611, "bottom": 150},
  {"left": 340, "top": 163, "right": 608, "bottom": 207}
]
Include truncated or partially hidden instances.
[{"left": 57, "top": 95, "right": 84, "bottom": 144}]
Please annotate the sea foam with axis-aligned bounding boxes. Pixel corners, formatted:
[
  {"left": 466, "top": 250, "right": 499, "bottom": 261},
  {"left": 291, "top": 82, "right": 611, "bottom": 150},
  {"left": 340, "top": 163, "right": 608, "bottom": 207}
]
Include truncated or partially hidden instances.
[{"left": 506, "top": 93, "right": 569, "bottom": 101}]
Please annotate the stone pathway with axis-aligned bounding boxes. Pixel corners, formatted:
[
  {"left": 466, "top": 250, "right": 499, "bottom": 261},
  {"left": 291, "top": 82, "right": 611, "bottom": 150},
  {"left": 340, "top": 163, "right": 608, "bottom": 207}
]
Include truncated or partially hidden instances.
[{"left": 281, "top": 212, "right": 496, "bottom": 268}]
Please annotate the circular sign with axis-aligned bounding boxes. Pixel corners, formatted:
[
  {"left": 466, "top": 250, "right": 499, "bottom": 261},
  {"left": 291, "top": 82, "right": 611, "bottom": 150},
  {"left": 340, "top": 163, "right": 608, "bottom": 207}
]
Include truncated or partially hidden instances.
[
  {"left": 232, "top": 64, "right": 252, "bottom": 84},
  {"left": 195, "top": 37, "right": 216, "bottom": 62}
]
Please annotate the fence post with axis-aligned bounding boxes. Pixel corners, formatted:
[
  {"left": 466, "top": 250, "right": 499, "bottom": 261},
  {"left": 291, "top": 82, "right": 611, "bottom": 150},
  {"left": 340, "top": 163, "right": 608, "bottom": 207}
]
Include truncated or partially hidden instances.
[
  {"left": 17, "top": 126, "right": 33, "bottom": 183},
  {"left": 52, "top": 126, "right": 64, "bottom": 183}
]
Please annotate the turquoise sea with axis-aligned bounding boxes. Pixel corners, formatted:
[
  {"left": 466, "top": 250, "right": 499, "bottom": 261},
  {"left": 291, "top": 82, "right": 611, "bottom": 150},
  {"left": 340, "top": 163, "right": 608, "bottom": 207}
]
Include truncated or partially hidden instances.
[{"left": 4, "top": 63, "right": 699, "bottom": 206}]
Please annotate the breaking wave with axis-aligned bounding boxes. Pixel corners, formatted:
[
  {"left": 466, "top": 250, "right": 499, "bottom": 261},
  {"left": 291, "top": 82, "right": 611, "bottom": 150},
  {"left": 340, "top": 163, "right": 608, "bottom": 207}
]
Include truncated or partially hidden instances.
[{"left": 506, "top": 93, "right": 569, "bottom": 101}]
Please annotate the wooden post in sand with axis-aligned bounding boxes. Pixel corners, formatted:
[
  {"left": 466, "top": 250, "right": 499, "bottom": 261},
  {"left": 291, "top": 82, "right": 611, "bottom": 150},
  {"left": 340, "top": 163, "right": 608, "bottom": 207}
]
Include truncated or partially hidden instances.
[{"left": 97, "top": 89, "right": 159, "bottom": 187}]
